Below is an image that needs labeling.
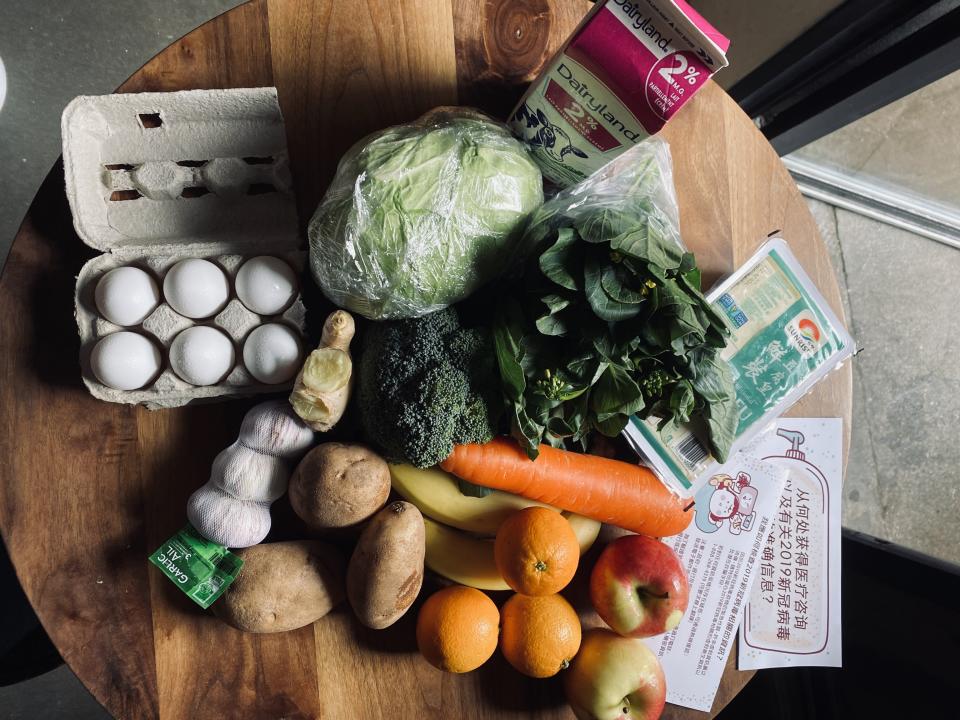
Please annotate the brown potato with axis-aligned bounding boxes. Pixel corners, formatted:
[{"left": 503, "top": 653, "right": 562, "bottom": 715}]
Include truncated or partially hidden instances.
[
  {"left": 289, "top": 443, "right": 390, "bottom": 530},
  {"left": 347, "top": 501, "right": 425, "bottom": 629},
  {"left": 216, "top": 540, "right": 345, "bottom": 633}
]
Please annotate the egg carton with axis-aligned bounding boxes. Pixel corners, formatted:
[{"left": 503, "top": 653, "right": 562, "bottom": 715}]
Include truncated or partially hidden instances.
[{"left": 63, "top": 87, "right": 307, "bottom": 408}]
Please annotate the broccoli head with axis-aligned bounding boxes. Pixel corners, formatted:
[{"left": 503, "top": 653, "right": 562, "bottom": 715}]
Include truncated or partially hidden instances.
[{"left": 358, "top": 307, "right": 501, "bottom": 467}]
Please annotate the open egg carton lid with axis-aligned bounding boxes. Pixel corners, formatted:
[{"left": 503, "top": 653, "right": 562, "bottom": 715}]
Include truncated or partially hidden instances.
[{"left": 62, "top": 86, "right": 299, "bottom": 256}]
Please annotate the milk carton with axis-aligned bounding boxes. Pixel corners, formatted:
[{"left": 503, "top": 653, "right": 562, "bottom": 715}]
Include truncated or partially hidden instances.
[{"left": 509, "top": 0, "right": 729, "bottom": 187}]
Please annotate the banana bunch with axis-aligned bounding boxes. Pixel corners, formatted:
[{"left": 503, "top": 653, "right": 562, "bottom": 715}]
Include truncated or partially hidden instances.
[{"left": 390, "top": 464, "right": 601, "bottom": 590}]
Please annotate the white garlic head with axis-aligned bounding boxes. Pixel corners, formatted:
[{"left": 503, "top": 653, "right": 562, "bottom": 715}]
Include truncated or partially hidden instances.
[
  {"left": 212, "top": 442, "right": 288, "bottom": 503},
  {"left": 239, "top": 400, "right": 314, "bottom": 458},
  {"left": 187, "top": 486, "right": 272, "bottom": 548},
  {"left": 188, "top": 400, "right": 316, "bottom": 548}
]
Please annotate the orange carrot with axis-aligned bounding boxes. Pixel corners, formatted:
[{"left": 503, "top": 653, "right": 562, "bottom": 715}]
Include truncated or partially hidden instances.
[{"left": 440, "top": 437, "right": 692, "bottom": 537}]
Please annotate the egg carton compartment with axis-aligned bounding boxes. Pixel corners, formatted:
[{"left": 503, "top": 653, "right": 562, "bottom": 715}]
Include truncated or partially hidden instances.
[
  {"left": 63, "top": 87, "right": 308, "bottom": 408},
  {"left": 76, "top": 251, "right": 307, "bottom": 409}
]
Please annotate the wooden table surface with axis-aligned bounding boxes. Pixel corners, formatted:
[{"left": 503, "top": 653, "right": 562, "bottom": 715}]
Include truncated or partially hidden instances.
[{"left": 0, "top": 1, "right": 852, "bottom": 718}]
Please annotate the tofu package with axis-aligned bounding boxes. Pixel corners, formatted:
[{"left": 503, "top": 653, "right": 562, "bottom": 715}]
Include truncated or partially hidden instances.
[
  {"left": 62, "top": 87, "right": 307, "bottom": 408},
  {"left": 508, "top": 0, "right": 729, "bottom": 187},
  {"left": 624, "top": 238, "right": 855, "bottom": 494}
]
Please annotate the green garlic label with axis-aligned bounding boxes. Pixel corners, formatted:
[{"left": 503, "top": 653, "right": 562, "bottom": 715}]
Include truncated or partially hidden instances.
[{"left": 149, "top": 524, "right": 242, "bottom": 609}]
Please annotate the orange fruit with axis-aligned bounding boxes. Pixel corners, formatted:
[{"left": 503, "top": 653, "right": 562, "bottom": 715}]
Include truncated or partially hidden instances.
[
  {"left": 500, "top": 593, "right": 582, "bottom": 678},
  {"left": 494, "top": 507, "right": 579, "bottom": 595},
  {"left": 416, "top": 586, "right": 500, "bottom": 673}
]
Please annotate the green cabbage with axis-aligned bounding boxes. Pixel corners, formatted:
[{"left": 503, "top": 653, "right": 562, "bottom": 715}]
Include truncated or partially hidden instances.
[{"left": 308, "top": 108, "right": 543, "bottom": 320}]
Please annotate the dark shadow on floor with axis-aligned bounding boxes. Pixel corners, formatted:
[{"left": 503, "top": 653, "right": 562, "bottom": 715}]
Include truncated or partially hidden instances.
[{"left": 719, "top": 529, "right": 960, "bottom": 719}]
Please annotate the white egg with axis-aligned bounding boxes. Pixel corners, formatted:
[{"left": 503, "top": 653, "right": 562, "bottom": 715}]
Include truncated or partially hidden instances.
[
  {"left": 163, "top": 258, "right": 230, "bottom": 319},
  {"left": 91, "top": 331, "right": 162, "bottom": 390},
  {"left": 242, "top": 323, "right": 302, "bottom": 384},
  {"left": 94, "top": 266, "right": 160, "bottom": 326},
  {"left": 235, "top": 256, "right": 298, "bottom": 315},
  {"left": 169, "top": 326, "right": 236, "bottom": 386}
]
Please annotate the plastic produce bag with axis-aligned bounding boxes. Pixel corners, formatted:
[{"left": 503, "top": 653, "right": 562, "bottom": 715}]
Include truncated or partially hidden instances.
[
  {"left": 520, "top": 135, "right": 686, "bottom": 258},
  {"left": 494, "top": 138, "right": 739, "bottom": 467},
  {"left": 308, "top": 107, "right": 544, "bottom": 320}
]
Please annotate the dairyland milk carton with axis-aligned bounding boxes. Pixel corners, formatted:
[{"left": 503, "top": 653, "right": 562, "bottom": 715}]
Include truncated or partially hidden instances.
[{"left": 509, "top": 0, "right": 729, "bottom": 187}]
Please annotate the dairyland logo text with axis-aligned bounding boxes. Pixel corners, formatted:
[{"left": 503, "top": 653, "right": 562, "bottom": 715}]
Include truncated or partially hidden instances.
[
  {"left": 611, "top": 0, "right": 674, "bottom": 51},
  {"left": 556, "top": 64, "right": 642, "bottom": 141}
]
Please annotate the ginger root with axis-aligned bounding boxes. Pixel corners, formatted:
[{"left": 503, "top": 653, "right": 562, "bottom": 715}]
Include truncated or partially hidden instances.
[{"left": 289, "top": 310, "right": 355, "bottom": 431}]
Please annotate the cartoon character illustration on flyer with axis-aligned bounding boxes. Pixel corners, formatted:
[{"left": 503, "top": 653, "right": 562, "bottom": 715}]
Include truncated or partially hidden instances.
[{"left": 694, "top": 470, "right": 759, "bottom": 535}]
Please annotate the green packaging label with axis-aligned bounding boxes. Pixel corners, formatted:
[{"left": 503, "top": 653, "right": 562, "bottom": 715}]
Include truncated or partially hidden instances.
[
  {"left": 625, "top": 238, "right": 854, "bottom": 494},
  {"left": 149, "top": 524, "right": 243, "bottom": 609},
  {"left": 718, "top": 251, "right": 847, "bottom": 433}
]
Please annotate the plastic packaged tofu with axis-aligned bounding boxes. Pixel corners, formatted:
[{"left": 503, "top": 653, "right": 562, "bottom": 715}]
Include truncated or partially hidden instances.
[
  {"left": 62, "top": 87, "right": 307, "bottom": 408},
  {"left": 623, "top": 238, "right": 855, "bottom": 495}
]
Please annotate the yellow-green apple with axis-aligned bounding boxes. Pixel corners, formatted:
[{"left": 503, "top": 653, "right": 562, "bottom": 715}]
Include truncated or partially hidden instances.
[
  {"left": 564, "top": 628, "right": 666, "bottom": 720},
  {"left": 590, "top": 534, "right": 689, "bottom": 638}
]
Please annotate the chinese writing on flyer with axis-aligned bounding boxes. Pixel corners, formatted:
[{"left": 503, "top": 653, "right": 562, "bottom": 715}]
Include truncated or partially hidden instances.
[
  {"left": 644, "top": 453, "right": 788, "bottom": 712},
  {"left": 739, "top": 418, "right": 843, "bottom": 669}
]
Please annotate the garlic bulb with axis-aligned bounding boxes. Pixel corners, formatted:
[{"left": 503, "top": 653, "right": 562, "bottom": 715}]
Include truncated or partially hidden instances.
[
  {"left": 187, "top": 400, "right": 314, "bottom": 548},
  {"left": 188, "top": 490, "right": 272, "bottom": 548},
  {"left": 239, "top": 400, "right": 315, "bottom": 456},
  {"left": 211, "top": 442, "right": 288, "bottom": 502}
]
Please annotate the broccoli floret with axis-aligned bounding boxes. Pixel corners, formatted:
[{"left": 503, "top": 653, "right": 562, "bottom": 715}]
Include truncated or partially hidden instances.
[{"left": 358, "top": 307, "right": 501, "bottom": 467}]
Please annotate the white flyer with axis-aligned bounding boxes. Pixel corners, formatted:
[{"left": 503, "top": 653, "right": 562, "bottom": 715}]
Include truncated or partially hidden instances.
[
  {"left": 643, "top": 452, "right": 788, "bottom": 712},
  {"left": 738, "top": 418, "right": 843, "bottom": 669}
]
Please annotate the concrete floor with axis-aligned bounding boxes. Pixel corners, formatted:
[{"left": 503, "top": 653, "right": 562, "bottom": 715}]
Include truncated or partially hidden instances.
[
  {"left": 0, "top": 0, "right": 242, "bottom": 263},
  {"left": 807, "top": 198, "right": 960, "bottom": 563},
  {"left": 1, "top": 1, "right": 958, "bottom": 718},
  {"left": 690, "top": 0, "right": 844, "bottom": 88},
  {"left": 794, "top": 68, "right": 960, "bottom": 566},
  {"left": 0, "top": 665, "right": 107, "bottom": 720}
]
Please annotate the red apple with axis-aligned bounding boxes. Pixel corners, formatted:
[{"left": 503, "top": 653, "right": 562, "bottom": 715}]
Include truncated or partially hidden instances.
[
  {"left": 589, "top": 534, "right": 689, "bottom": 638},
  {"left": 564, "top": 628, "right": 666, "bottom": 720}
]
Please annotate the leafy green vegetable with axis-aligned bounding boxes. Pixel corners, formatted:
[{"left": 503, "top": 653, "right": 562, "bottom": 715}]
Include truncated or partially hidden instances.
[
  {"left": 456, "top": 479, "right": 493, "bottom": 498},
  {"left": 492, "top": 143, "right": 738, "bottom": 461},
  {"left": 357, "top": 307, "right": 502, "bottom": 468},
  {"left": 308, "top": 109, "right": 544, "bottom": 320}
]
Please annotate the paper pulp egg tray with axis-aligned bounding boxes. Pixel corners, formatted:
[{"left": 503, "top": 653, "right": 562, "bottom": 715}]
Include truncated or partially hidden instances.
[{"left": 62, "top": 87, "right": 307, "bottom": 409}]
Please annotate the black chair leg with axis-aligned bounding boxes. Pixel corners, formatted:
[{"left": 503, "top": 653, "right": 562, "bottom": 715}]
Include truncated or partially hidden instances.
[{"left": 0, "top": 539, "right": 64, "bottom": 686}]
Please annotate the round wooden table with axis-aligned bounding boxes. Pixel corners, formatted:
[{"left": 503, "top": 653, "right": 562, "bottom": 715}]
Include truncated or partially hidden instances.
[{"left": 0, "top": 1, "right": 852, "bottom": 718}]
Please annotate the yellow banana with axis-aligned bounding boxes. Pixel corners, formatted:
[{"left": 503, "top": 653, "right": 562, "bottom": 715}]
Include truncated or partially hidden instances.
[
  {"left": 423, "top": 516, "right": 508, "bottom": 591},
  {"left": 390, "top": 463, "right": 552, "bottom": 535},
  {"left": 423, "top": 514, "right": 602, "bottom": 591},
  {"left": 569, "top": 513, "right": 603, "bottom": 552}
]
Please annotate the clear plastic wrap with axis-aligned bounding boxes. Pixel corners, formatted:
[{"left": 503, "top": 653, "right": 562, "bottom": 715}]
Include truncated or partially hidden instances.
[
  {"left": 520, "top": 134, "right": 686, "bottom": 257},
  {"left": 308, "top": 107, "right": 544, "bottom": 320},
  {"left": 494, "top": 138, "right": 738, "bottom": 472}
]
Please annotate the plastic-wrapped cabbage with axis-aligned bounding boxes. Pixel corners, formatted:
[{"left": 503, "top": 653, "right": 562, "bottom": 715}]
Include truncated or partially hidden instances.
[{"left": 308, "top": 108, "right": 544, "bottom": 320}]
